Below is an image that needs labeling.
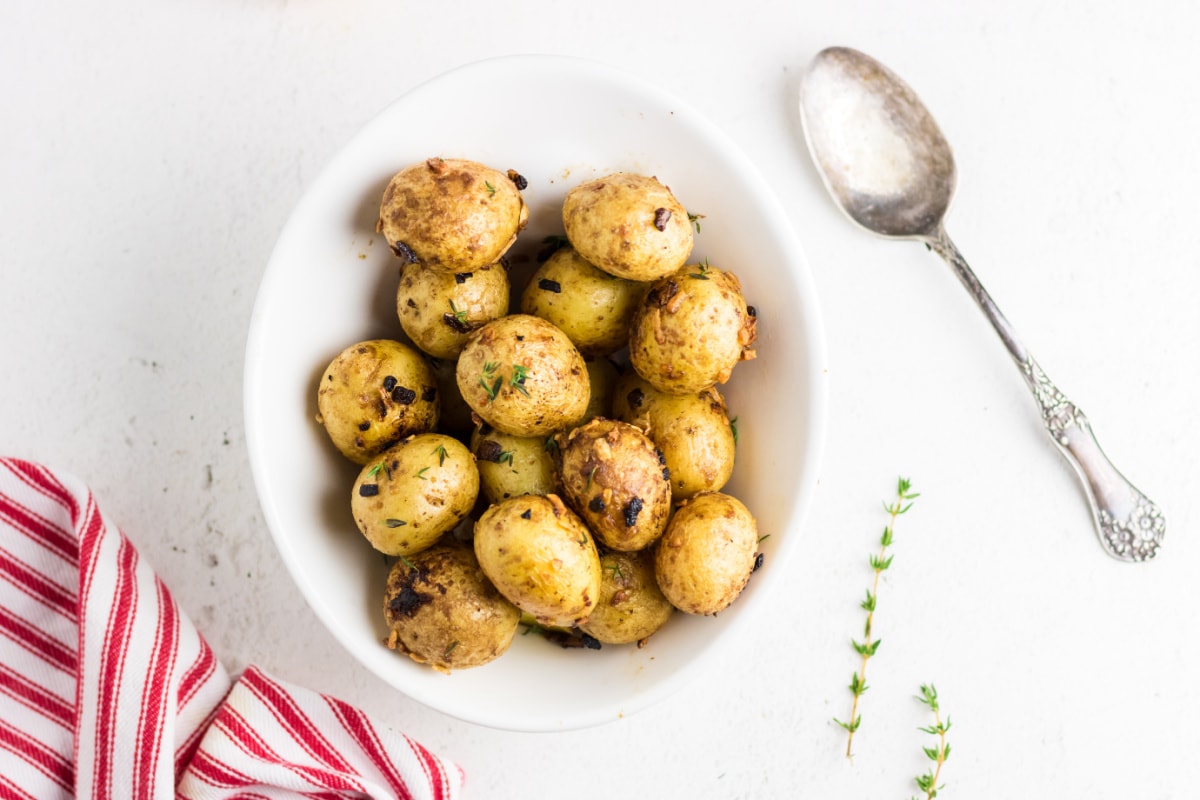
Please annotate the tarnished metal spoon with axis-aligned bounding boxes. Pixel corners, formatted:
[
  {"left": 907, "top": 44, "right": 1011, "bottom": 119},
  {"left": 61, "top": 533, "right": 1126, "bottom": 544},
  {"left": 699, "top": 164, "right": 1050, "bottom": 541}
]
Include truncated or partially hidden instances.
[{"left": 798, "top": 45, "right": 1164, "bottom": 562}]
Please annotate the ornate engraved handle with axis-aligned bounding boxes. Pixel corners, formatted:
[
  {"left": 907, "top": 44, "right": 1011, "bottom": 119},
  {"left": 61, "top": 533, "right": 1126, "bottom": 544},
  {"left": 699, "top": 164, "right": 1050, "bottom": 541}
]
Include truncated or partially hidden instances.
[{"left": 927, "top": 227, "right": 1165, "bottom": 561}]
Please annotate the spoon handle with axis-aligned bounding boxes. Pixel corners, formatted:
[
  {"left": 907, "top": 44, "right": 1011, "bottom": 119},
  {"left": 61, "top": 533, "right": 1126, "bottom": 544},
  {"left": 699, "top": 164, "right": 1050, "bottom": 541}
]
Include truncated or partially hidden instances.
[{"left": 926, "top": 227, "right": 1165, "bottom": 562}]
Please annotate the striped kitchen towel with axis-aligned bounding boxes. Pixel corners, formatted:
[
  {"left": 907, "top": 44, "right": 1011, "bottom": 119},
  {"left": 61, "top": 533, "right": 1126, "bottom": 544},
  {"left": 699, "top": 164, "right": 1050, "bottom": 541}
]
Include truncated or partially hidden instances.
[{"left": 0, "top": 457, "right": 463, "bottom": 799}]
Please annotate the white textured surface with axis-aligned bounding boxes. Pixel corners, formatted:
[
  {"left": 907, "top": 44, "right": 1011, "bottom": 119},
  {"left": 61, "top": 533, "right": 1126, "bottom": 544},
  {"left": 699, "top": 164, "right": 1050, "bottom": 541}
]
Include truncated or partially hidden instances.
[{"left": 2, "top": 1, "right": 1198, "bottom": 797}]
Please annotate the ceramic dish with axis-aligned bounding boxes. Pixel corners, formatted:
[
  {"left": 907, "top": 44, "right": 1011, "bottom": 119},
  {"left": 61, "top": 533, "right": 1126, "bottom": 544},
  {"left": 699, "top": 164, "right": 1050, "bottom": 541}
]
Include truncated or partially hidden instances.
[{"left": 244, "top": 54, "right": 827, "bottom": 731}]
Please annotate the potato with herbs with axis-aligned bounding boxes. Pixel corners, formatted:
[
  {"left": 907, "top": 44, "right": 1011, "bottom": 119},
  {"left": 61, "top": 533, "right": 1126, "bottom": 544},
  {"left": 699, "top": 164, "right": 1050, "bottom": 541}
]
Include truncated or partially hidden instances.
[
  {"left": 557, "top": 418, "right": 671, "bottom": 552},
  {"left": 383, "top": 543, "right": 520, "bottom": 673},
  {"left": 580, "top": 549, "right": 674, "bottom": 645},
  {"left": 379, "top": 157, "right": 528, "bottom": 272},
  {"left": 562, "top": 173, "right": 693, "bottom": 281},
  {"left": 397, "top": 262, "right": 510, "bottom": 359},
  {"left": 470, "top": 424, "right": 557, "bottom": 504},
  {"left": 317, "top": 339, "right": 439, "bottom": 464},
  {"left": 654, "top": 492, "right": 759, "bottom": 616},
  {"left": 628, "top": 263, "right": 757, "bottom": 394},
  {"left": 612, "top": 372, "right": 735, "bottom": 500},
  {"left": 456, "top": 314, "right": 589, "bottom": 437},
  {"left": 474, "top": 494, "right": 601, "bottom": 627},
  {"left": 519, "top": 245, "right": 645, "bottom": 356},
  {"left": 351, "top": 434, "right": 478, "bottom": 556}
]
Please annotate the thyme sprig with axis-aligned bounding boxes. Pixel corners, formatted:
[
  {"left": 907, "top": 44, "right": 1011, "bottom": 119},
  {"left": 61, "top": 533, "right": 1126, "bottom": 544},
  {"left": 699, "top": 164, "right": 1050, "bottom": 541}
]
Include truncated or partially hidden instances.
[
  {"left": 479, "top": 361, "right": 502, "bottom": 402},
  {"left": 834, "top": 476, "right": 919, "bottom": 759},
  {"left": 912, "top": 684, "right": 951, "bottom": 799},
  {"left": 510, "top": 364, "right": 531, "bottom": 397},
  {"left": 687, "top": 211, "right": 705, "bottom": 233}
]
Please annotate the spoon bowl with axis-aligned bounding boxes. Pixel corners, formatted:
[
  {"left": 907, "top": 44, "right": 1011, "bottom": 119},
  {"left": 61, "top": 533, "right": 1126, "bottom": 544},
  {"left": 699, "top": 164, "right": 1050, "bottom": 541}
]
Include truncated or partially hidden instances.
[{"left": 799, "top": 46, "right": 1165, "bottom": 562}]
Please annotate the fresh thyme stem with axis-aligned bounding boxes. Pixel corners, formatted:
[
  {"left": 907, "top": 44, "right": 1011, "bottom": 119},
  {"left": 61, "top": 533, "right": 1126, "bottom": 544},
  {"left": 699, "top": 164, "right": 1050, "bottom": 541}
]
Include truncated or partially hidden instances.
[
  {"left": 834, "top": 476, "right": 918, "bottom": 760},
  {"left": 913, "top": 683, "right": 951, "bottom": 799}
]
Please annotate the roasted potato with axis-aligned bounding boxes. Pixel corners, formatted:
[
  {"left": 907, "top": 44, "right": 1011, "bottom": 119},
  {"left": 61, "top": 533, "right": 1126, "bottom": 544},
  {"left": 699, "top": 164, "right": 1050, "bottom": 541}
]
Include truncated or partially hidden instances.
[
  {"left": 383, "top": 543, "right": 521, "bottom": 672},
  {"left": 562, "top": 173, "right": 692, "bottom": 281},
  {"left": 612, "top": 372, "right": 735, "bottom": 500},
  {"left": 351, "top": 434, "right": 479, "bottom": 556},
  {"left": 378, "top": 157, "right": 528, "bottom": 272},
  {"left": 628, "top": 263, "right": 757, "bottom": 394},
  {"left": 519, "top": 245, "right": 645, "bottom": 356},
  {"left": 580, "top": 549, "right": 674, "bottom": 645},
  {"left": 397, "top": 261, "right": 510, "bottom": 359},
  {"left": 654, "top": 492, "right": 758, "bottom": 616},
  {"left": 470, "top": 425, "right": 557, "bottom": 504},
  {"left": 557, "top": 418, "right": 671, "bottom": 552},
  {"left": 316, "top": 339, "right": 439, "bottom": 464},
  {"left": 474, "top": 494, "right": 601, "bottom": 628},
  {"left": 455, "top": 314, "right": 589, "bottom": 437}
]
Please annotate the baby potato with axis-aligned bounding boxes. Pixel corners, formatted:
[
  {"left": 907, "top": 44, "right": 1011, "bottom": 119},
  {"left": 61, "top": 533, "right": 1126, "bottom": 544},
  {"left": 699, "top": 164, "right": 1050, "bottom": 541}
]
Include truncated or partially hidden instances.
[
  {"left": 519, "top": 245, "right": 645, "bottom": 356},
  {"left": 383, "top": 543, "right": 520, "bottom": 673},
  {"left": 474, "top": 494, "right": 601, "bottom": 628},
  {"left": 378, "top": 157, "right": 528, "bottom": 273},
  {"left": 654, "top": 492, "right": 758, "bottom": 616},
  {"left": 351, "top": 434, "right": 479, "bottom": 556},
  {"left": 456, "top": 314, "right": 589, "bottom": 437},
  {"left": 397, "top": 261, "right": 510, "bottom": 359},
  {"left": 612, "top": 372, "right": 735, "bottom": 500},
  {"left": 628, "top": 263, "right": 758, "bottom": 394},
  {"left": 470, "top": 425, "right": 557, "bottom": 504},
  {"left": 580, "top": 549, "right": 674, "bottom": 645},
  {"left": 558, "top": 418, "right": 671, "bottom": 552},
  {"left": 562, "top": 173, "right": 692, "bottom": 281},
  {"left": 581, "top": 357, "right": 619, "bottom": 426},
  {"left": 317, "top": 339, "right": 439, "bottom": 464}
]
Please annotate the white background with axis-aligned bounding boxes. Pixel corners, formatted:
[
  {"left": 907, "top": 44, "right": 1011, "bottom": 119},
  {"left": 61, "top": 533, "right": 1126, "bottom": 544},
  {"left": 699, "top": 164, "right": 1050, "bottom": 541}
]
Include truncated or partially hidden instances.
[{"left": 3, "top": 1, "right": 1198, "bottom": 797}]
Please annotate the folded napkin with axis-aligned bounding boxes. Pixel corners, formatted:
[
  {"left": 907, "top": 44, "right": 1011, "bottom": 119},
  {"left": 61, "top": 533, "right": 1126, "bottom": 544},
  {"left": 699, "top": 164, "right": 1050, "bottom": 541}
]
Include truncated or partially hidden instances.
[{"left": 0, "top": 457, "right": 463, "bottom": 799}]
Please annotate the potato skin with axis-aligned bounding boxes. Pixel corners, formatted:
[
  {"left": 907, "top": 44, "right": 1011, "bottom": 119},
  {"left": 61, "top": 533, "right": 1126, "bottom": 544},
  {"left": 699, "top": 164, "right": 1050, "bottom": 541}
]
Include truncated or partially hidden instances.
[
  {"left": 612, "top": 372, "right": 735, "bottom": 500},
  {"left": 317, "top": 339, "right": 440, "bottom": 464},
  {"left": 455, "top": 315, "right": 589, "bottom": 437},
  {"left": 562, "top": 173, "right": 692, "bottom": 281},
  {"left": 383, "top": 543, "right": 520, "bottom": 673},
  {"left": 580, "top": 549, "right": 674, "bottom": 645},
  {"left": 397, "top": 262, "right": 510, "bottom": 359},
  {"left": 351, "top": 434, "right": 479, "bottom": 556},
  {"left": 654, "top": 492, "right": 758, "bottom": 615},
  {"left": 628, "top": 264, "right": 758, "bottom": 394},
  {"left": 558, "top": 418, "right": 671, "bottom": 552},
  {"left": 519, "top": 245, "right": 646, "bottom": 356},
  {"left": 473, "top": 494, "right": 601, "bottom": 628},
  {"left": 470, "top": 425, "right": 557, "bottom": 504},
  {"left": 379, "top": 157, "right": 528, "bottom": 273}
]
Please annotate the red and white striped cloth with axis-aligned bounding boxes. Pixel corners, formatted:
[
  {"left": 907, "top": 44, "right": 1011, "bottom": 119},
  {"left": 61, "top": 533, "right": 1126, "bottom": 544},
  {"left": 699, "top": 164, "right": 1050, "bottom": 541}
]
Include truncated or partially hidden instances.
[{"left": 0, "top": 457, "right": 464, "bottom": 799}]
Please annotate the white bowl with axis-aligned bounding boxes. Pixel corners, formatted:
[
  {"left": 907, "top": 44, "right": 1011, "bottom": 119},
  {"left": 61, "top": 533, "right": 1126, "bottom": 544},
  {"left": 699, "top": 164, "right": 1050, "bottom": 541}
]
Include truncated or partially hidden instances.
[{"left": 245, "top": 55, "right": 827, "bottom": 732}]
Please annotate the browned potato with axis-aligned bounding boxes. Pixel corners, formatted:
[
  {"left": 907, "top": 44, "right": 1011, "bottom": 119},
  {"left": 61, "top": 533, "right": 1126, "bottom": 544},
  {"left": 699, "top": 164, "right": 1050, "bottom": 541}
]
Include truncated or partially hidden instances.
[
  {"left": 628, "top": 263, "right": 757, "bottom": 394},
  {"left": 383, "top": 543, "right": 520, "bottom": 673},
  {"left": 470, "top": 425, "right": 557, "bottom": 504},
  {"left": 519, "top": 245, "right": 645, "bottom": 356},
  {"left": 379, "top": 157, "right": 529, "bottom": 272},
  {"left": 580, "top": 549, "right": 674, "bottom": 645},
  {"left": 557, "top": 418, "right": 671, "bottom": 552},
  {"left": 397, "top": 262, "right": 510, "bottom": 359},
  {"left": 612, "top": 372, "right": 735, "bottom": 500},
  {"left": 474, "top": 495, "right": 601, "bottom": 627},
  {"left": 316, "top": 339, "right": 439, "bottom": 464},
  {"left": 654, "top": 492, "right": 758, "bottom": 615},
  {"left": 351, "top": 434, "right": 478, "bottom": 556},
  {"left": 562, "top": 173, "right": 692, "bottom": 281},
  {"left": 455, "top": 314, "right": 589, "bottom": 437}
]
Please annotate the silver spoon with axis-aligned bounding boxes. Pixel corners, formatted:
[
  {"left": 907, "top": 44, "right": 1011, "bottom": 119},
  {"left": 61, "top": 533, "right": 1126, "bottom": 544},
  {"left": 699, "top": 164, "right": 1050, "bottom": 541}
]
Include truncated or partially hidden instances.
[{"left": 798, "top": 45, "right": 1165, "bottom": 562}]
